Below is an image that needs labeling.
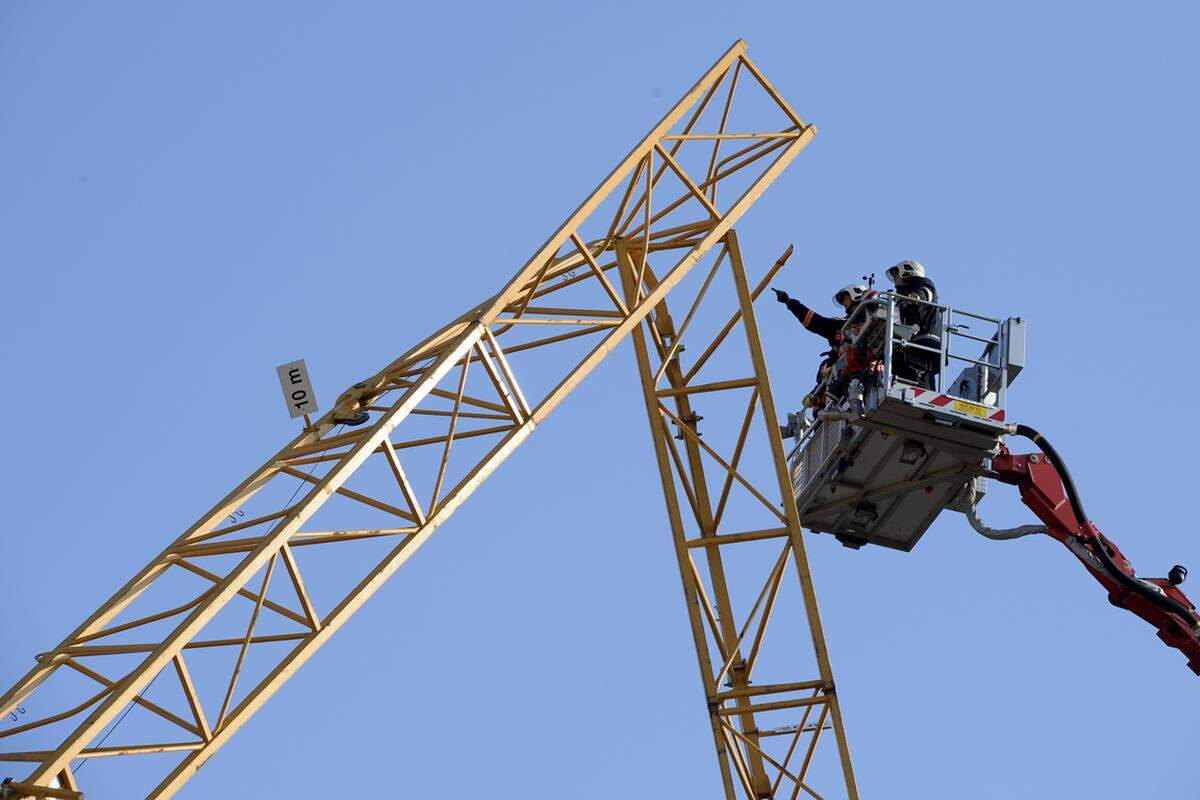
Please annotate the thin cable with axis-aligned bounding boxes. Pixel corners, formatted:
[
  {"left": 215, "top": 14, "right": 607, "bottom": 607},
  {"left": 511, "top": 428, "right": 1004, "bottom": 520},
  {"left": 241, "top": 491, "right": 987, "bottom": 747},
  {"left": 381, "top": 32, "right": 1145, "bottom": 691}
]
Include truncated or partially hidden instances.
[
  {"left": 73, "top": 672, "right": 161, "bottom": 774},
  {"left": 74, "top": 419, "right": 349, "bottom": 774}
]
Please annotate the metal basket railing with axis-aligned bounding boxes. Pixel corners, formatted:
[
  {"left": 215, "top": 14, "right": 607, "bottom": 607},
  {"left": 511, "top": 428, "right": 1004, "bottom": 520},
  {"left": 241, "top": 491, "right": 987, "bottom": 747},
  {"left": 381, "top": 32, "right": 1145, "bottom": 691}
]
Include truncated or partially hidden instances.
[{"left": 785, "top": 292, "right": 1012, "bottom": 463}]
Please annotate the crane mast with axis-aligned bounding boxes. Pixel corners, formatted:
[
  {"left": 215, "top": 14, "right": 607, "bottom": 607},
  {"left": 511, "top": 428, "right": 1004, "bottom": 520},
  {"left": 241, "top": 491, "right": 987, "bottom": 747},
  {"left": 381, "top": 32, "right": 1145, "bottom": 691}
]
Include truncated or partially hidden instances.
[{"left": 0, "top": 41, "right": 857, "bottom": 799}]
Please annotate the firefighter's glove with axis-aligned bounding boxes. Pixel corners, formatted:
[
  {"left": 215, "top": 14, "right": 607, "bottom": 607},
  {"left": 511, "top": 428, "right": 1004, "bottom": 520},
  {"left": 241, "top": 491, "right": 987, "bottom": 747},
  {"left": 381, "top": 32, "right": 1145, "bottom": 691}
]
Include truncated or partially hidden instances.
[{"left": 772, "top": 288, "right": 790, "bottom": 304}]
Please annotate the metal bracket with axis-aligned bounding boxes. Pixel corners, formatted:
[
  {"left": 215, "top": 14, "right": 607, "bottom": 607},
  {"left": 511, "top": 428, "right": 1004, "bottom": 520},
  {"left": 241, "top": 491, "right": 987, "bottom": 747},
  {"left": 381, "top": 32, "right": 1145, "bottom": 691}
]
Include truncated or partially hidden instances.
[{"left": 674, "top": 411, "right": 704, "bottom": 439}]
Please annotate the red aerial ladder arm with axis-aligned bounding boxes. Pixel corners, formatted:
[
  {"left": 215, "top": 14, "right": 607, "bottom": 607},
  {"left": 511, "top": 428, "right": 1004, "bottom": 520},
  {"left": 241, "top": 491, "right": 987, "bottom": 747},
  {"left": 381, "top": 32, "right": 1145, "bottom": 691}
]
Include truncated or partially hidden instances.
[{"left": 991, "top": 425, "right": 1200, "bottom": 675}]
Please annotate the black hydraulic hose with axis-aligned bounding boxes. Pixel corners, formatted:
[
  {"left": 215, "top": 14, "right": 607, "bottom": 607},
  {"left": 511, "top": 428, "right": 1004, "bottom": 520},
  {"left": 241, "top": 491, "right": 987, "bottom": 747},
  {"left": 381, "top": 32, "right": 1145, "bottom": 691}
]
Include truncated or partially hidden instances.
[
  {"left": 1011, "top": 424, "right": 1089, "bottom": 526},
  {"left": 1011, "top": 424, "right": 1198, "bottom": 626}
]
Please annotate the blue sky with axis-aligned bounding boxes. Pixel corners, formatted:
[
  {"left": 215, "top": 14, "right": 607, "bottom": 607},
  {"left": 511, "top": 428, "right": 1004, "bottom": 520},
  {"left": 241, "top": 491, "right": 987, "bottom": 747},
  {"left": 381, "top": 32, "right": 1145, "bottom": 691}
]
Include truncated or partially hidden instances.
[{"left": 1, "top": 2, "right": 1197, "bottom": 798}]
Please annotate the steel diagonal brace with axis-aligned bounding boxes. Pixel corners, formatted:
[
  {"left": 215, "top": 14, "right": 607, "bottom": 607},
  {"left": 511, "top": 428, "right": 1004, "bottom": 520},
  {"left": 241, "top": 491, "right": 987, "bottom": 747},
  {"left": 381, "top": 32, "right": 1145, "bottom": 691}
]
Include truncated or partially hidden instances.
[
  {"left": 145, "top": 209, "right": 815, "bottom": 798},
  {"left": 19, "top": 325, "right": 487, "bottom": 787}
]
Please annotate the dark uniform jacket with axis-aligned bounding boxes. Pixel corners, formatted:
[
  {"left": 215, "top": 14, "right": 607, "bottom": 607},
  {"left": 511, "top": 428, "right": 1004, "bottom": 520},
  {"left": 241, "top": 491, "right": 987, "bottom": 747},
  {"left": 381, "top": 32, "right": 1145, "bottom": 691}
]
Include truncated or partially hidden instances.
[
  {"left": 783, "top": 298, "right": 850, "bottom": 400},
  {"left": 784, "top": 298, "right": 844, "bottom": 348},
  {"left": 894, "top": 276, "right": 941, "bottom": 340}
]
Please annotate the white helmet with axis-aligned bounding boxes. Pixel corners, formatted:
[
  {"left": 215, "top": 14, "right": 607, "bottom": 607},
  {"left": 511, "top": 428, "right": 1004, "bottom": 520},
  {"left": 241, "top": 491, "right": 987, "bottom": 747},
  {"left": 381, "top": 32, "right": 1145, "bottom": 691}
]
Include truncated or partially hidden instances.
[
  {"left": 886, "top": 260, "right": 925, "bottom": 284},
  {"left": 833, "top": 283, "right": 868, "bottom": 308}
]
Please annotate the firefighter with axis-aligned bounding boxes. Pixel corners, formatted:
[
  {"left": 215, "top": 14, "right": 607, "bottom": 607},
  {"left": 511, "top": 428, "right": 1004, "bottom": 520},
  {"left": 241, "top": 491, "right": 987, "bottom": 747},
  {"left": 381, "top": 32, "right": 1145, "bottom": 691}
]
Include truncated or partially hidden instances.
[
  {"left": 886, "top": 260, "right": 942, "bottom": 389},
  {"left": 772, "top": 283, "right": 868, "bottom": 412}
]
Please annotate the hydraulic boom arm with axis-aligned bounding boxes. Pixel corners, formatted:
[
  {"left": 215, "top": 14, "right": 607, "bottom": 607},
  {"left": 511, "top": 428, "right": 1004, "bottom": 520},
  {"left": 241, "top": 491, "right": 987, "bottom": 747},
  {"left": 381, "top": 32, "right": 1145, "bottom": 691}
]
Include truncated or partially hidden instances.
[{"left": 992, "top": 426, "right": 1200, "bottom": 675}]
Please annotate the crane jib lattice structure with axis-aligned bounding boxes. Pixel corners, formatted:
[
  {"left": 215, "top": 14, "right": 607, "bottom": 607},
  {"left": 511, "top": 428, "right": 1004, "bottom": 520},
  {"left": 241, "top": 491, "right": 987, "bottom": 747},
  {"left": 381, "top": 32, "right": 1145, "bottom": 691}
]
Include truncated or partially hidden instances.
[{"left": 0, "top": 41, "right": 859, "bottom": 799}]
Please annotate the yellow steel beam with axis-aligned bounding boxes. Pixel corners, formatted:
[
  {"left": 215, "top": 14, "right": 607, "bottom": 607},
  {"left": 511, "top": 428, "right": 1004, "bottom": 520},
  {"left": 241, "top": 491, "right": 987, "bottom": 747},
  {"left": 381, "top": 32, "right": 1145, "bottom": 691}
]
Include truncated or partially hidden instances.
[{"left": 0, "top": 41, "right": 852, "bottom": 800}]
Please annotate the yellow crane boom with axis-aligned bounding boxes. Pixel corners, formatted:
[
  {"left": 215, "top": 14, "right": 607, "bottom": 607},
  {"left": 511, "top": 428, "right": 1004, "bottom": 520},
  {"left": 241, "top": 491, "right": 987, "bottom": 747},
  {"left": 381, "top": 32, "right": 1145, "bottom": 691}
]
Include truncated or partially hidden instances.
[{"left": 0, "top": 40, "right": 856, "bottom": 800}]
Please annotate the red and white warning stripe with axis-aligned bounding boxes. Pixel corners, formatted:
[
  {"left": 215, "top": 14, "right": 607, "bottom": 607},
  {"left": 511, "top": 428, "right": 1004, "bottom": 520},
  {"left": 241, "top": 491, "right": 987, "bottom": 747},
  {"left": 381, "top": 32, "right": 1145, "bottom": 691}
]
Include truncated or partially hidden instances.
[{"left": 904, "top": 387, "right": 1006, "bottom": 422}]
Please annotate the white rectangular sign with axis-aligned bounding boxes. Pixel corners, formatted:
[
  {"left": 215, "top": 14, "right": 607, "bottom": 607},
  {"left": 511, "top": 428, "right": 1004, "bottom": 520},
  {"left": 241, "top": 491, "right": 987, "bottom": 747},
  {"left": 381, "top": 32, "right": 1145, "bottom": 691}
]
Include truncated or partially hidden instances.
[{"left": 276, "top": 359, "right": 318, "bottom": 419}]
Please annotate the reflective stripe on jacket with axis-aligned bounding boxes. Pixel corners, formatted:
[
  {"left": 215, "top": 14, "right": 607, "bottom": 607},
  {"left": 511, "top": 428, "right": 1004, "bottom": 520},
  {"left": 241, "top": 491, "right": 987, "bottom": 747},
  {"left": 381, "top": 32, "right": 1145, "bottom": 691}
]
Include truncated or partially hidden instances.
[{"left": 784, "top": 298, "right": 843, "bottom": 348}]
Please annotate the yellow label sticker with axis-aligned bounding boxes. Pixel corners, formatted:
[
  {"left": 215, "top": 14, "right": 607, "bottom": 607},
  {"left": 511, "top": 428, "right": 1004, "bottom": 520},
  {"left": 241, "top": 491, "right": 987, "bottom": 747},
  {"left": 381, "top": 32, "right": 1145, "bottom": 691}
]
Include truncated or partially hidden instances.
[{"left": 953, "top": 399, "right": 989, "bottom": 418}]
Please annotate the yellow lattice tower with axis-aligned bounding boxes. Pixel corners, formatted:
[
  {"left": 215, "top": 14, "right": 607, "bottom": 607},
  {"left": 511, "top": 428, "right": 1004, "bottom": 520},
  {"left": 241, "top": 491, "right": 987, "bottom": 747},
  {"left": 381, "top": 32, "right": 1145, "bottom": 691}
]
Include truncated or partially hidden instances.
[{"left": 0, "top": 41, "right": 857, "bottom": 800}]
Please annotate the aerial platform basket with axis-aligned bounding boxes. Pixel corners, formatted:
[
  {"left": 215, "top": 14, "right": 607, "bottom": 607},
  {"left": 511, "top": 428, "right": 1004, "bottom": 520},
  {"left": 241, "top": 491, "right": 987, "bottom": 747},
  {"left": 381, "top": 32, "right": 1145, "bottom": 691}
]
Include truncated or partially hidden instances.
[{"left": 785, "top": 293, "right": 1026, "bottom": 551}]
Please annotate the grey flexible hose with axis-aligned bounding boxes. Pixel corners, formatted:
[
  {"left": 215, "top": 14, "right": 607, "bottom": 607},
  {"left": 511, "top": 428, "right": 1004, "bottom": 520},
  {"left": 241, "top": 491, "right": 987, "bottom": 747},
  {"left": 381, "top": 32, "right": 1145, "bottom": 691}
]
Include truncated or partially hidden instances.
[{"left": 963, "top": 480, "right": 1045, "bottom": 540}]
